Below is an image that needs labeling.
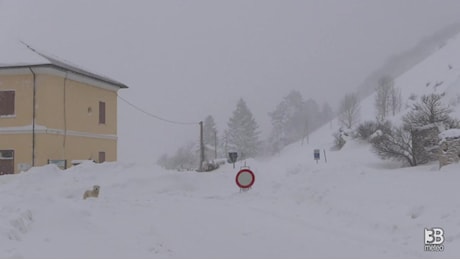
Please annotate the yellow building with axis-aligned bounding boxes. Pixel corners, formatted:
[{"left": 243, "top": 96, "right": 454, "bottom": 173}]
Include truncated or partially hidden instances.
[{"left": 0, "top": 44, "right": 128, "bottom": 174}]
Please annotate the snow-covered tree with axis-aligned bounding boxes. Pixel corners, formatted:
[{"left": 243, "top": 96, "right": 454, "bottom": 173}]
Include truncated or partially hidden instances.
[
  {"left": 268, "top": 90, "right": 306, "bottom": 150},
  {"left": 157, "top": 142, "right": 197, "bottom": 170},
  {"left": 203, "top": 115, "right": 217, "bottom": 145},
  {"left": 372, "top": 93, "right": 459, "bottom": 167},
  {"left": 375, "top": 76, "right": 402, "bottom": 120},
  {"left": 375, "top": 76, "right": 393, "bottom": 122},
  {"left": 371, "top": 126, "right": 417, "bottom": 166},
  {"left": 338, "top": 92, "right": 360, "bottom": 129},
  {"left": 320, "top": 102, "right": 334, "bottom": 123},
  {"left": 226, "top": 98, "right": 261, "bottom": 160},
  {"left": 390, "top": 86, "right": 402, "bottom": 116},
  {"left": 220, "top": 130, "right": 229, "bottom": 158},
  {"left": 304, "top": 98, "right": 320, "bottom": 128},
  {"left": 268, "top": 91, "right": 328, "bottom": 153},
  {"left": 403, "top": 93, "right": 455, "bottom": 129}
]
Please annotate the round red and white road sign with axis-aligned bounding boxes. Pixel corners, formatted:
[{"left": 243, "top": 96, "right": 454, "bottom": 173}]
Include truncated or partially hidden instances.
[{"left": 235, "top": 169, "right": 255, "bottom": 189}]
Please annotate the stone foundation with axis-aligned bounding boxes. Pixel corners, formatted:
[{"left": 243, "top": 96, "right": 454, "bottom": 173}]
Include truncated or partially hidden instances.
[{"left": 439, "top": 138, "right": 460, "bottom": 168}]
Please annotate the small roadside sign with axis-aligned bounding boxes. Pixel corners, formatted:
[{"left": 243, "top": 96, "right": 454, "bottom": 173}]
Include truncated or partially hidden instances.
[
  {"left": 228, "top": 152, "right": 238, "bottom": 168},
  {"left": 314, "top": 149, "right": 320, "bottom": 163}
]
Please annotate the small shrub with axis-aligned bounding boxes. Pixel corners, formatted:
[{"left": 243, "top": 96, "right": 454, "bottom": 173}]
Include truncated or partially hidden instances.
[
  {"left": 356, "top": 120, "right": 392, "bottom": 141},
  {"left": 332, "top": 130, "right": 346, "bottom": 150},
  {"left": 356, "top": 121, "right": 378, "bottom": 140}
]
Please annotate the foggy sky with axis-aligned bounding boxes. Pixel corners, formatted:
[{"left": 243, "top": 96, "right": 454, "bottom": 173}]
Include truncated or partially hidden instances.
[{"left": 1, "top": 0, "right": 460, "bottom": 163}]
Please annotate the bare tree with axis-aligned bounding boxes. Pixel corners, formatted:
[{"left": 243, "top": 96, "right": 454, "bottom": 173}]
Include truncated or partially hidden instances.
[
  {"left": 403, "top": 93, "right": 453, "bottom": 128},
  {"left": 371, "top": 126, "right": 417, "bottom": 166},
  {"left": 338, "top": 92, "right": 360, "bottom": 129},
  {"left": 372, "top": 93, "right": 458, "bottom": 167},
  {"left": 375, "top": 76, "right": 394, "bottom": 122},
  {"left": 390, "top": 86, "right": 402, "bottom": 116}
]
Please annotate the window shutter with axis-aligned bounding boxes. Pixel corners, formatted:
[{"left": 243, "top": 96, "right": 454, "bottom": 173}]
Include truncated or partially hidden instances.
[
  {"left": 99, "top": 101, "right": 106, "bottom": 124},
  {"left": 0, "top": 91, "right": 15, "bottom": 116}
]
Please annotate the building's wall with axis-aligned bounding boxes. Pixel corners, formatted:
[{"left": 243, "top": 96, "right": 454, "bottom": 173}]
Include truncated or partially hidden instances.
[
  {"left": 34, "top": 74, "right": 65, "bottom": 130},
  {"left": 35, "top": 74, "right": 118, "bottom": 135},
  {"left": 0, "top": 133, "right": 33, "bottom": 173},
  {"left": 0, "top": 132, "right": 116, "bottom": 173},
  {"left": 35, "top": 133, "right": 117, "bottom": 168},
  {"left": 65, "top": 78, "right": 118, "bottom": 135},
  {"left": 0, "top": 69, "right": 120, "bottom": 173}
]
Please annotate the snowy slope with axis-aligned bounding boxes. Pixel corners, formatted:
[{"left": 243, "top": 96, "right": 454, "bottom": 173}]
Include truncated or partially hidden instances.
[
  {"left": 359, "top": 33, "right": 460, "bottom": 124},
  {"left": 2, "top": 30, "right": 460, "bottom": 260}
]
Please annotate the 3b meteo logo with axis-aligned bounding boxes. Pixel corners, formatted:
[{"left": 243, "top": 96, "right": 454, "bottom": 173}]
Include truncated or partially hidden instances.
[{"left": 424, "top": 227, "right": 445, "bottom": 252}]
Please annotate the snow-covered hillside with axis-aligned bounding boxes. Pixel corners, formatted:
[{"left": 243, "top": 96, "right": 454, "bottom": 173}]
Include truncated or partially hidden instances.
[
  {"left": 359, "top": 33, "right": 460, "bottom": 123},
  {"left": 2, "top": 30, "right": 460, "bottom": 259}
]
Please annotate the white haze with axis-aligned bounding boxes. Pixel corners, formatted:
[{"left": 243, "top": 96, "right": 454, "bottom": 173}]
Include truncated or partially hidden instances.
[{"left": 1, "top": 0, "right": 460, "bottom": 162}]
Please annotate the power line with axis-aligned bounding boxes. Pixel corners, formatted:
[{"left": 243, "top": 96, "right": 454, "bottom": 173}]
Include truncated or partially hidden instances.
[{"left": 117, "top": 94, "right": 199, "bottom": 126}]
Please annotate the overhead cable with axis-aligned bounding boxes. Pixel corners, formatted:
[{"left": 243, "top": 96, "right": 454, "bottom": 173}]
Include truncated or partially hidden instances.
[{"left": 117, "top": 94, "right": 198, "bottom": 126}]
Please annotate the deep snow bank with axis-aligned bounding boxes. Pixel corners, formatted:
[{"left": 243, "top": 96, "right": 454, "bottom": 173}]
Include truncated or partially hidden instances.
[{"left": 1, "top": 141, "right": 459, "bottom": 258}]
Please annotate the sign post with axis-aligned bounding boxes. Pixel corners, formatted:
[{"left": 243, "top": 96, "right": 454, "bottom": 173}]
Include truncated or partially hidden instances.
[
  {"left": 235, "top": 168, "right": 255, "bottom": 191},
  {"left": 314, "top": 149, "right": 320, "bottom": 164},
  {"left": 228, "top": 152, "right": 238, "bottom": 169}
]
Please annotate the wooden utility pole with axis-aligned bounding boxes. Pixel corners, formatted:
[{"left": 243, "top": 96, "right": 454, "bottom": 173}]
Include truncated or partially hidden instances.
[
  {"left": 214, "top": 130, "right": 217, "bottom": 159},
  {"left": 199, "top": 121, "right": 205, "bottom": 171}
]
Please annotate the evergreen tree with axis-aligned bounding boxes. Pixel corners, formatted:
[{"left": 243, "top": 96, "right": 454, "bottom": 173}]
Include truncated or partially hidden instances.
[
  {"left": 268, "top": 90, "right": 327, "bottom": 153},
  {"left": 268, "top": 90, "right": 306, "bottom": 152},
  {"left": 221, "top": 130, "right": 229, "bottom": 158},
  {"left": 226, "top": 98, "right": 260, "bottom": 160},
  {"left": 304, "top": 98, "right": 320, "bottom": 130},
  {"left": 320, "top": 102, "right": 334, "bottom": 122}
]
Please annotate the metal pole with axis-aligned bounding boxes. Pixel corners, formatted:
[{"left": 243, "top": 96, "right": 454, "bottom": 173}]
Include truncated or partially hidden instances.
[
  {"left": 199, "top": 121, "right": 204, "bottom": 171},
  {"left": 29, "top": 67, "right": 36, "bottom": 167}
]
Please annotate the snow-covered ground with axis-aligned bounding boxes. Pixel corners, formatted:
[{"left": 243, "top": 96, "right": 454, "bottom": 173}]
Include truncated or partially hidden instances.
[{"left": 0, "top": 137, "right": 459, "bottom": 258}]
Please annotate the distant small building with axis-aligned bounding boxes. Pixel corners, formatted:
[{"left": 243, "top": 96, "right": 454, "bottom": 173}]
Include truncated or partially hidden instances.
[{"left": 0, "top": 42, "right": 128, "bottom": 174}]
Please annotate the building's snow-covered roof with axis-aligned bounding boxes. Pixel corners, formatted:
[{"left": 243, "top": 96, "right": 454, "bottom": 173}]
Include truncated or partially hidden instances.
[{"left": 0, "top": 39, "right": 128, "bottom": 89}]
